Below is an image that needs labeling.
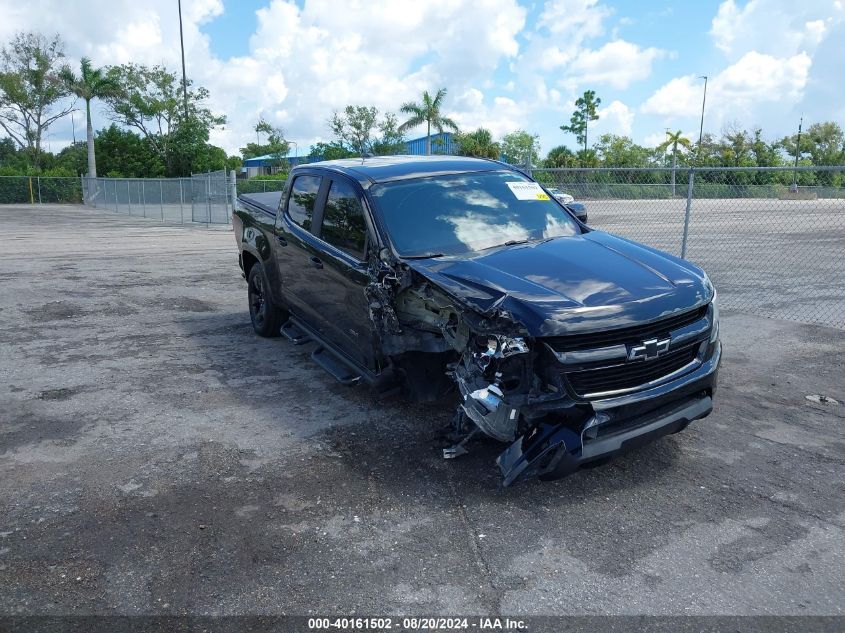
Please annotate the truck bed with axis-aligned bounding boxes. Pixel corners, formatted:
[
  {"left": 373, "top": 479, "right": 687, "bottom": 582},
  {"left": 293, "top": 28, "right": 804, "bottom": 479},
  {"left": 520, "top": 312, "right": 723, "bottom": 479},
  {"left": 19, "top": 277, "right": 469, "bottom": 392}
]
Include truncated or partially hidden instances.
[{"left": 238, "top": 191, "right": 283, "bottom": 216}]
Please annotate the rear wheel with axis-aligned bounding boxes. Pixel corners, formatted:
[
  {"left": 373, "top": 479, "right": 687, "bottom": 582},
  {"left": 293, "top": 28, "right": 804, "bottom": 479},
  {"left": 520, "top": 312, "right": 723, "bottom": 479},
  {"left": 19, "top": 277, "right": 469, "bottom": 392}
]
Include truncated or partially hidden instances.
[{"left": 247, "top": 263, "right": 285, "bottom": 337}]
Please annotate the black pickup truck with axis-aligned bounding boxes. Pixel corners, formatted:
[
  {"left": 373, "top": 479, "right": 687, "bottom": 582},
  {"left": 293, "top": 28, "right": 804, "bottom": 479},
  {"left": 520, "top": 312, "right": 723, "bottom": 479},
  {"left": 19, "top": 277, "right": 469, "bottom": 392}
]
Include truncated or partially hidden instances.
[{"left": 233, "top": 156, "right": 721, "bottom": 485}]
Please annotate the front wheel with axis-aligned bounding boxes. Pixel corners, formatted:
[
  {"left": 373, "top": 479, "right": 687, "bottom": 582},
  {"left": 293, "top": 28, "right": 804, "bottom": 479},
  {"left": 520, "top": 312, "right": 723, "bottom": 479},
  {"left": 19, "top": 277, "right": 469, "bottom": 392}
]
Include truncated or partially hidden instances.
[{"left": 247, "top": 263, "right": 285, "bottom": 337}]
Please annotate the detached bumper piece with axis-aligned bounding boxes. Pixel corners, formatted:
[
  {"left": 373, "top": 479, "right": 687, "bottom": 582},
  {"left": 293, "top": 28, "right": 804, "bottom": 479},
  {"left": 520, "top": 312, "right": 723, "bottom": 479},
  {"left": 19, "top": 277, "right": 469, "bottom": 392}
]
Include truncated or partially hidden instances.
[{"left": 497, "top": 393, "right": 713, "bottom": 487}]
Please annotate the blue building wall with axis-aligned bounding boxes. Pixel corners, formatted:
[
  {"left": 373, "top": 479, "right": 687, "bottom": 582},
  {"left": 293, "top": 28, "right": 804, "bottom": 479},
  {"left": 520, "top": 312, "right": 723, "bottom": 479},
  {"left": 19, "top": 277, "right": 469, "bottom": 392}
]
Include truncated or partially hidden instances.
[
  {"left": 405, "top": 132, "right": 455, "bottom": 155},
  {"left": 243, "top": 131, "right": 459, "bottom": 173}
]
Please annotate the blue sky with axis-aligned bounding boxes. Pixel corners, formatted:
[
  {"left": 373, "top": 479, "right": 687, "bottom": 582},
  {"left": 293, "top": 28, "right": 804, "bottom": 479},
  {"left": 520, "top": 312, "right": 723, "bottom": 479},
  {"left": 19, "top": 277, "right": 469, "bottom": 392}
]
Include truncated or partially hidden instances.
[{"left": 2, "top": 0, "right": 843, "bottom": 155}]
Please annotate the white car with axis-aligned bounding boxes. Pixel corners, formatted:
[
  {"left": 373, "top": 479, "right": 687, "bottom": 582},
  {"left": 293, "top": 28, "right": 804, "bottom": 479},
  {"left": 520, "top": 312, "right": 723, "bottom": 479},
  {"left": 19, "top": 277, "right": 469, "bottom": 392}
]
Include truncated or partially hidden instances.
[{"left": 545, "top": 186, "right": 574, "bottom": 204}]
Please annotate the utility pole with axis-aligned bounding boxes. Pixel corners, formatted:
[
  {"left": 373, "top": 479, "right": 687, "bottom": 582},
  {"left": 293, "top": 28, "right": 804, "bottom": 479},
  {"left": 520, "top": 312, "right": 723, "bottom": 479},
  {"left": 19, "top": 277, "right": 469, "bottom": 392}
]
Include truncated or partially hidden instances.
[
  {"left": 178, "top": 0, "right": 189, "bottom": 120},
  {"left": 697, "top": 75, "right": 708, "bottom": 162},
  {"left": 791, "top": 116, "right": 803, "bottom": 192}
]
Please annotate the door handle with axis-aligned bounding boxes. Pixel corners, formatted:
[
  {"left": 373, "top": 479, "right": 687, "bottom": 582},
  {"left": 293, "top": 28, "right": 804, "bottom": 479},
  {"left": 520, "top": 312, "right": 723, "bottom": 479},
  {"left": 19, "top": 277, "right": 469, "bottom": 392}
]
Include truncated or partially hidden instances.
[
  {"left": 276, "top": 236, "right": 287, "bottom": 246},
  {"left": 309, "top": 256, "right": 323, "bottom": 269}
]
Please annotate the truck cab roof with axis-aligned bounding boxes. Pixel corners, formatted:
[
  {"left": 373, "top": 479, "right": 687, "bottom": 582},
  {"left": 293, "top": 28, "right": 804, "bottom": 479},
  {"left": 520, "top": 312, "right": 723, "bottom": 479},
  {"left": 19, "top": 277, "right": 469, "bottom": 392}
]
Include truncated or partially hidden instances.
[{"left": 295, "top": 155, "right": 513, "bottom": 185}]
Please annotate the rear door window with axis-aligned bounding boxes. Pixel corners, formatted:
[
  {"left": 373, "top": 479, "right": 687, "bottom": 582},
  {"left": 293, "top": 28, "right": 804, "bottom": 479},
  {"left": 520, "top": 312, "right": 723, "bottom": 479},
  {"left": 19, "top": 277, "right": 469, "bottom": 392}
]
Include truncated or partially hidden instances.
[
  {"left": 321, "top": 179, "right": 368, "bottom": 260},
  {"left": 287, "top": 175, "right": 322, "bottom": 231}
]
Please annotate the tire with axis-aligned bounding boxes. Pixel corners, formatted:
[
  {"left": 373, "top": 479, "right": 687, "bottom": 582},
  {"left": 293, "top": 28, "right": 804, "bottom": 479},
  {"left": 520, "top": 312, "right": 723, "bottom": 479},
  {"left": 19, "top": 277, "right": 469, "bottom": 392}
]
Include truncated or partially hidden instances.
[{"left": 247, "top": 263, "right": 285, "bottom": 337}]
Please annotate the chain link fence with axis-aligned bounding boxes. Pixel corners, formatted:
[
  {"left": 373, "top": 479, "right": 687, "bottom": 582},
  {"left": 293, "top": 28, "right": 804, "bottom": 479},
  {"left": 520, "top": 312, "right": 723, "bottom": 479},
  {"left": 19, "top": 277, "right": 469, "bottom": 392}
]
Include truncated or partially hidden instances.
[
  {"left": 2, "top": 167, "right": 843, "bottom": 329},
  {"left": 82, "top": 171, "right": 237, "bottom": 225},
  {"left": 532, "top": 166, "right": 845, "bottom": 329},
  {"left": 0, "top": 176, "right": 83, "bottom": 204}
]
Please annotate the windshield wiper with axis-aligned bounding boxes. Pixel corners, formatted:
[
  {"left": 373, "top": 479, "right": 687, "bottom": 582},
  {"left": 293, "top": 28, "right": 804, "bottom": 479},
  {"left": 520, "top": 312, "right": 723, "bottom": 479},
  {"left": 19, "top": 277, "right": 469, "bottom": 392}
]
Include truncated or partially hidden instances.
[
  {"left": 402, "top": 252, "right": 446, "bottom": 260},
  {"left": 479, "top": 239, "right": 531, "bottom": 252}
]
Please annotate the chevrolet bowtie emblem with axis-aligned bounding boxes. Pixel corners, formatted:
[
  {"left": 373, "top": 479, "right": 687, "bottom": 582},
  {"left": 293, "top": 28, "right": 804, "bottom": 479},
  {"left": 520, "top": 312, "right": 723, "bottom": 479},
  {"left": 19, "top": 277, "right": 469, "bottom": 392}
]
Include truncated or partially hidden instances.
[{"left": 628, "top": 337, "right": 671, "bottom": 361}]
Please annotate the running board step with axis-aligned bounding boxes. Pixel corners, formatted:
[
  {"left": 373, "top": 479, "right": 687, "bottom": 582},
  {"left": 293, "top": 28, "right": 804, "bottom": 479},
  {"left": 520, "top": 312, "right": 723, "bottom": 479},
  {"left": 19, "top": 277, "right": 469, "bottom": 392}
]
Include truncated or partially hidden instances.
[
  {"left": 311, "top": 346, "right": 361, "bottom": 385},
  {"left": 281, "top": 320, "right": 311, "bottom": 345}
]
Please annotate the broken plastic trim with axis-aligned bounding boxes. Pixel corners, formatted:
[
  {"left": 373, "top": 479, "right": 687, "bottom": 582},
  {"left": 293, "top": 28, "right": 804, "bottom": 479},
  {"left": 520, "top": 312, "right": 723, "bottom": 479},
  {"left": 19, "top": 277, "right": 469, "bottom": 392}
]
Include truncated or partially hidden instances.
[{"left": 496, "top": 422, "right": 582, "bottom": 487}]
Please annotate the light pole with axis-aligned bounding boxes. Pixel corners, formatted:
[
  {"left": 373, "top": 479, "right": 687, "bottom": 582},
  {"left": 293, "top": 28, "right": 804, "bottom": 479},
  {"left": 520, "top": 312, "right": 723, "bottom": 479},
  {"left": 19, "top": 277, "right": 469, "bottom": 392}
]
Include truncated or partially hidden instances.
[
  {"left": 697, "top": 75, "right": 708, "bottom": 162},
  {"left": 178, "top": 0, "right": 189, "bottom": 120}
]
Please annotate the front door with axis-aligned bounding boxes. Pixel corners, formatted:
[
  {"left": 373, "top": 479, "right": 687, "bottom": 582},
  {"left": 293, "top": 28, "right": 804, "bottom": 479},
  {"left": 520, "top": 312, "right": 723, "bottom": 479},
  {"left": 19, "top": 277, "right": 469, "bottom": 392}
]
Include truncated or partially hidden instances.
[
  {"left": 274, "top": 172, "right": 329, "bottom": 329},
  {"left": 309, "top": 176, "right": 379, "bottom": 371}
]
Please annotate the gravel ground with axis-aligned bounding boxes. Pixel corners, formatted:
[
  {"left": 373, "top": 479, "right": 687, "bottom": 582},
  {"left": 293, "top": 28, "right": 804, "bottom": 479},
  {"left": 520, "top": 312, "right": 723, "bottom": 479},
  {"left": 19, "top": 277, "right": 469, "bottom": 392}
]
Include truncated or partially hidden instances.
[{"left": 0, "top": 204, "right": 843, "bottom": 618}]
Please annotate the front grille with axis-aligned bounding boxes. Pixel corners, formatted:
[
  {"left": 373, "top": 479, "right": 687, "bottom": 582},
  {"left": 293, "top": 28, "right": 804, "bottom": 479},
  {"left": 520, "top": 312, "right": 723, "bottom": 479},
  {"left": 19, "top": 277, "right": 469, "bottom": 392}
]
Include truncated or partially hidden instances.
[
  {"left": 566, "top": 343, "right": 700, "bottom": 397},
  {"left": 548, "top": 305, "right": 707, "bottom": 353}
]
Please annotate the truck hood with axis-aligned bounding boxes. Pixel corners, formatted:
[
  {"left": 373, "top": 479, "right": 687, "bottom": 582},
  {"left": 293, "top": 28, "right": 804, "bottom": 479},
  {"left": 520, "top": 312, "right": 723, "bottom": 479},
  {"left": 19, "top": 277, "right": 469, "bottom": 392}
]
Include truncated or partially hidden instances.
[{"left": 404, "top": 231, "right": 712, "bottom": 337}]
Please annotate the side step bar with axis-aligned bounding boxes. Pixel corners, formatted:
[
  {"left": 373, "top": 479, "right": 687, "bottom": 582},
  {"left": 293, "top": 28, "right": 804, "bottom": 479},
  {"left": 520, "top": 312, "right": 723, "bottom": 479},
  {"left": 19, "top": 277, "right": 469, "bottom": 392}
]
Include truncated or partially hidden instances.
[
  {"left": 281, "top": 317, "right": 399, "bottom": 390},
  {"left": 311, "top": 347, "right": 361, "bottom": 385},
  {"left": 281, "top": 320, "right": 311, "bottom": 345}
]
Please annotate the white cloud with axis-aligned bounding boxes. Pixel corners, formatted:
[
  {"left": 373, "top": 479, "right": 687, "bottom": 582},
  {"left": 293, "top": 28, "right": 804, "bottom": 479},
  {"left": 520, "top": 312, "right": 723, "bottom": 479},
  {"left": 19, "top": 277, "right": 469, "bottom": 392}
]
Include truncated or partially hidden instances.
[
  {"left": 594, "top": 100, "right": 634, "bottom": 136},
  {"left": 711, "top": 0, "right": 842, "bottom": 57},
  {"left": 641, "top": 51, "right": 811, "bottom": 123},
  {"left": 640, "top": 75, "right": 703, "bottom": 118},
  {"left": 0, "top": 0, "right": 527, "bottom": 153},
  {"left": 538, "top": 0, "right": 611, "bottom": 38},
  {"left": 566, "top": 40, "right": 666, "bottom": 89}
]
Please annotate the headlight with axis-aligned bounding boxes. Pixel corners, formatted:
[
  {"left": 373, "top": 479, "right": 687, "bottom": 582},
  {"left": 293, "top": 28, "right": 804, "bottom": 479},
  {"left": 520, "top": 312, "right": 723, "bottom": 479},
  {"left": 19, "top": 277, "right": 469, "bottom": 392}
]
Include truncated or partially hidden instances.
[{"left": 709, "top": 290, "right": 720, "bottom": 342}]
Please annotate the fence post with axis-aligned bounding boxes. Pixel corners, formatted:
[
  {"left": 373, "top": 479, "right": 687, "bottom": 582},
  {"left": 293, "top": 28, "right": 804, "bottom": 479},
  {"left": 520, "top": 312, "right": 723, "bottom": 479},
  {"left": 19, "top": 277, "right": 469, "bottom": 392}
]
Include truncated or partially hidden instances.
[
  {"left": 680, "top": 168, "right": 695, "bottom": 259},
  {"left": 229, "top": 170, "right": 237, "bottom": 224},
  {"left": 179, "top": 178, "right": 185, "bottom": 224},
  {"left": 127, "top": 180, "right": 132, "bottom": 215},
  {"left": 141, "top": 180, "right": 146, "bottom": 218},
  {"left": 206, "top": 173, "right": 211, "bottom": 226},
  {"left": 159, "top": 179, "right": 164, "bottom": 220},
  {"left": 80, "top": 175, "right": 84, "bottom": 205},
  {"left": 37, "top": 177, "right": 42, "bottom": 204}
]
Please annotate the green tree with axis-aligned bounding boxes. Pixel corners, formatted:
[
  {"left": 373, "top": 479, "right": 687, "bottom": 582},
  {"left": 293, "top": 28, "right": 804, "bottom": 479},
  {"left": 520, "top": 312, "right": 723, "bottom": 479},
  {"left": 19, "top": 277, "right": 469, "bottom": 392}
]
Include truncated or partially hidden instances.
[
  {"left": 310, "top": 141, "right": 356, "bottom": 161},
  {"left": 93, "top": 123, "right": 164, "bottom": 177},
  {"left": 328, "top": 106, "right": 406, "bottom": 157},
  {"left": 398, "top": 88, "right": 459, "bottom": 156},
  {"left": 454, "top": 128, "right": 500, "bottom": 159},
  {"left": 544, "top": 145, "right": 576, "bottom": 168},
  {"left": 0, "top": 136, "right": 29, "bottom": 171},
  {"left": 0, "top": 32, "right": 73, "bottom": 169},
  {"left": 54, "top": 140, "right": 88, "bottom": 175},
  {"left": 104, "top": 63, "right": 225, "bottom": 176},
  {"left": 656, "top": 130, "right": 692, "bottom": 195},
  {"left": 561, "top": 90, "right": 601, "bottom": 153},
  {"left": 330, "top": 105, "right": 379, "bottom": 156},
  {"left": 500, "top": 129, "right": 541, "bottom": 167},
  {"left": 240, "top": 117, "right": 290, "bottom": 169},
  {"left": 59, "top": 57, "right": 119, "bottom": 178},
  {"left": 596, "top": 134, "right": 654, "bottom": 168},
  {"left": 371, "top": 112, "right": 407, "bottom": 156}
]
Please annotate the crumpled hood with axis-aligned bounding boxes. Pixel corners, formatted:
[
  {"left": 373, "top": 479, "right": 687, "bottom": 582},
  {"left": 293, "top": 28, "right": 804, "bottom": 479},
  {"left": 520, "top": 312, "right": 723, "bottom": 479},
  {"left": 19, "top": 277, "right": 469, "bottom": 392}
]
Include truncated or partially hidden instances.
[{"left": 404, "top": 231, "right": 712, "bottom": 337}]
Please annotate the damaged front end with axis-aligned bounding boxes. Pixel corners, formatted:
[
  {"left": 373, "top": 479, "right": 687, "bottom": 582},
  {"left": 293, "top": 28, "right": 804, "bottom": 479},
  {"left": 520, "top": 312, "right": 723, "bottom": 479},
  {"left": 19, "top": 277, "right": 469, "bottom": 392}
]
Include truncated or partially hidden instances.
[{"left": 368, "top": 257, "right": 719, "bottom": 487}]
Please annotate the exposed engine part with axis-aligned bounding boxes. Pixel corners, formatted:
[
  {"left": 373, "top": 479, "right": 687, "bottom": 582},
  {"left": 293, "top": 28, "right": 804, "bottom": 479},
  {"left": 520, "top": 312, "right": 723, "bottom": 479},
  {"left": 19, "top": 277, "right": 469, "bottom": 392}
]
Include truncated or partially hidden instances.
[
  {"left": 365, "top": 257, "right": 412, "bottom": 337},
  {"left": 443, "top": 428, "right": 480, "bottom": 459},
  {"left": 457, "top": 375, "right": 521, "bottom": 442},
  {"left": 472, "top": 334, "right": 529, "bottom": 370}
]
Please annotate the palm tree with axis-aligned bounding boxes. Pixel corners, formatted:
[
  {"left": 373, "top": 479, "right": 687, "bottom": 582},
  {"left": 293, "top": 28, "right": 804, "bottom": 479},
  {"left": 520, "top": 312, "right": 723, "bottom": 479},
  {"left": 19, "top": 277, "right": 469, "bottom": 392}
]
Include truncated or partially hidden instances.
[
  {"left": 454, "top": 128, "right": 500, "bottom": 159},
  {"left": 657, "top": 130, "right": 692, "bottom": 196},
  {"left": 60, "top": 58, "right": 120, "bottom": 178},
  {"left": 398, "top": 88, "right": 459, "bottom": 155}
]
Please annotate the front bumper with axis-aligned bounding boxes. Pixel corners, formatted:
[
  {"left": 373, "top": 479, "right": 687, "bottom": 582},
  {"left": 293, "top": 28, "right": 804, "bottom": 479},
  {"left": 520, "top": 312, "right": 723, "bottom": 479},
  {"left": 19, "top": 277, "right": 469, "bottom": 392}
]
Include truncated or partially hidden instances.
[{"left": 497, "top": 342, "right": 721, "bottom": 486}]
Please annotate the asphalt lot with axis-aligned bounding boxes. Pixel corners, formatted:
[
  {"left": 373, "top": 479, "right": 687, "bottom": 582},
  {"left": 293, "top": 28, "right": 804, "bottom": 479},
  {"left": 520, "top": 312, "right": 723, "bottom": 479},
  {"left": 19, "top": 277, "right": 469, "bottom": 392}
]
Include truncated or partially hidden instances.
[
  {"left": 1, "top": 204, "right": 844, "bottom": 617},
  {"left": 587, "top": 197, "right": 845, "bottom": 328}
]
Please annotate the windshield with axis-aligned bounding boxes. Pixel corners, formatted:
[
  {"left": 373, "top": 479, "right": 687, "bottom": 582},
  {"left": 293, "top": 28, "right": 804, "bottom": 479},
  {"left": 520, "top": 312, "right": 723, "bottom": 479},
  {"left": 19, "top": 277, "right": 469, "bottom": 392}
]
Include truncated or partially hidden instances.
[{"left": 369, "top": 170, "right": 581, "bottom": 257}]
